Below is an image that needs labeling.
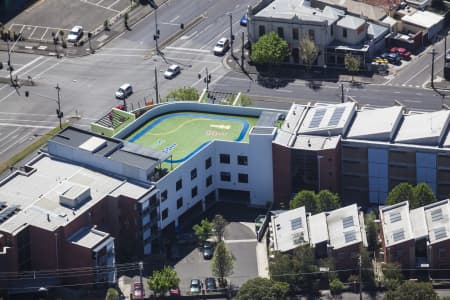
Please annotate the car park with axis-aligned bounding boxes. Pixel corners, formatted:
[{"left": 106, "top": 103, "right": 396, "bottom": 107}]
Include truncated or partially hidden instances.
[
  {"left": 380, "top": 52, "right": 401, "bottom": 65},
  {"left": 164, "top": 64, "right": 181, "bottom": 79},
  {"left": 213, "top": 37, "right": 230, "bottom": 55},
  {"left": 202, "top": 241, "right": 214, "bottom": 259},
  {"left": 190, "top": 279, "right": 202, "bottom": 294},
  {"left": 240, "top": 14, "right": 248, "bottom": 26},
  {"left": 133, "top": 282, "right": 144, "bottom": 299},
  {"left": 390, "top": 47, "right": 412, "bottom": 60},
  {"left": 115, "top": 83, "right": 133, "bottom": 99},
  {"left": 67, "top": 26, "right": 83, "bottom": 43},
  {"left": 205, "top": 277, "right": 217, "bottom": 292}
]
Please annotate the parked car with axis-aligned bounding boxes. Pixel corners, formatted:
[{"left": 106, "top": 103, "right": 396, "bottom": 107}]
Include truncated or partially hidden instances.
[
  {"left": 240, "top": 14, "right": 248, "bottom": 26},
  {"left": 190, "top": 279, "right": 202, "bottom": 294},
  {"left": 380, "top": 52, "right": 401, "bottom": 65},
  {"left": 67, "top": 26, "right": 83, "bottom": 43},
  {"left": 446, "top": 50, "right": 450, "bottom": 63},
  {"left": 115, "top": 83, "right": 133, "bottom": 99},
  {"left": 169, "top": 287, "right": 180, "bottom": 296},
  {"left": 213, "top": 37, "right": 230, "bottom": 55},
  {"left": 164, "top": 64, "right": 181, "bottom": 79},
  {"left": 202, "top": 241, "right": 214, "bottom": 259},
  {"left": 205, "top": 277, "right": 217, "bottom": 292},
  {"left": 390, "top": 47, "right": 412, "bottom": 60},
  {"left": 133, "top": 282, "right": 144, "bottom": 299}
]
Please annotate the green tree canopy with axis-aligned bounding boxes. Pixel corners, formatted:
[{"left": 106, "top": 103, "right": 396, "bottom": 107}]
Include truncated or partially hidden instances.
[
  {"left": 251, "top": 32, "right": 290, "bottom": 65},
  {"left": 360, "top": 246, "right": 375, "bottom": 290},
  {"left": 105, "top": 288, "right": 119, "bottom": 300},
  {"left": 193, "top": 218, "right": 213, "bottom": 245},
  {"left": 212, "top": 214, "right": 228, "bottom": 242},
  {"left": 384, "top": 281, "right": 437, "bottom": 300},
  {"left": 317, "top": 190, "right": 340, "bottom": 212},
  {"left": 299, "top": 36, "right": 319, "bottom": 69},
  {"left": 165, "top": 87, "right": 199, "bottom": 101},
  {"left": 269, "top": 252, "right": 297, "bottom": 285},
  {"left": 236, "top": 277, "right": 289, "bottom": 300},
  {"left": 147, "top": 266, "right": 180, "bottom": 297},
  {"left": 413, "top": 182, "right": 437, "bottom": 208},
  {"left": 290, "top": 190, "right": 317, "bottom": 213},
  {"left": 365, "top": 212, "right": 379, "bottom": 253},
  {"left": 382, "top": 262, "right": 403, "bottom": 291},
  {"left": 330, "top": 278, "right": 345, "bottom": 295},
  {"left": 344, "top": 54, "right": 361, "bottom": 81},
  {"left": 211, "top": 241, "right": 234, "bottom": 287},
  {"left": 386, "top": 183, "right": 416, "bottom": 207}
]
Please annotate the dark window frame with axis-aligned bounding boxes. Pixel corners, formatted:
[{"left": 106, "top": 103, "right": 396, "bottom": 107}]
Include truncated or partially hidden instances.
[{"left": 220, "top": 172, "right": 231, "bottom": 182}]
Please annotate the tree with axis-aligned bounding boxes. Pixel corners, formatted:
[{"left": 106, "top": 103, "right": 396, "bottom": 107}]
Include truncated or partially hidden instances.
[
  {"left": 386, "top": 183, "right": 416, "bottom": 207},
  {"left": 330, "top": 278, "right": 345, "bottom": 295},
  {"left": 317, "top": 190, "right": 340, "bottom": 212},
  {"left": 344, "top": 54, "right": 360, "bottom": 82},
  {"left": 365, "top": 212, "right": 379, "bottom": 253},
  {"left": 236, "top": 277, "right": 289, "bottom": 300},
  {"left": 165, "top": 87, "right": 199, "bottom": 101},
  {"left": 290, "top": 190, "right": 318, "bottom": 213},
  {"left": 212, "top": 214, "right": 228, "bottom": 242},
  {"left": 147, "top": 266, "right": 180, "bottom": 297},
  {"left": 211, "top": 241, "right": 234, "bottom": 287},
  {"left": 360, "top": 247, "right": 375, "bottom": 290},
  {"left": 105, "top": 288, "right": 119, "bottom": 300},
  {"left": 239, "top": 94, "right": 252, "bottom": 107},
  {"left": 384, "top": 281, "right": 437, "bottom": 300},
  {"left": 193, "top": 218, "right": 213, "bottom": 245},
  {"left": 292, "top": 245, "right": 319, "bottom": 294},
  {"left": 413, "top": 182, "right": 437, "bottom": 208},
  {"left": 269, "top": 252, "right": 297, "bottom": 285},
  {"left": 251, "top": 32, "right": 290, "bottom": 66},
  {"left": 382, "top": 262, "right": 403, "bottom": 291},
  {"left": 299, "top": 36, "right": 319, "bottom": 70}
]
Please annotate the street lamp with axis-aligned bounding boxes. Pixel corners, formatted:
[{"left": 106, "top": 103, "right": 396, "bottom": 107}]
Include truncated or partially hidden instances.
[
  {"left": 147, "top": 0, "right": 161, "bottom": 55},
  {"left": 227, "top": 12, "right": 234, "bottom": 55},
  {"left": 5, "top": 33, "right": 22, "bottom": 87},
  {"left": 198, "top": 67, "right": 212, "bottom": 94},
  {"left": 25, "top": 84, "right": 63, "bottom": 129}
]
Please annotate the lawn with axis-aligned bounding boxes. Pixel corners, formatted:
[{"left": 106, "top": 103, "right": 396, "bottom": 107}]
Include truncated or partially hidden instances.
[{"left": 127, "top": 112, "right": 257, "bottom": 168}]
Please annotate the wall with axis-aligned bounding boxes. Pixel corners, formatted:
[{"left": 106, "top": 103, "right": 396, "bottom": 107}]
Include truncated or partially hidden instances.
[
  {"left": 430, "top": 239, "right": 450, "bottom": 278},
  {"left": 318, "top": 147, "right": 341, "bottom": 194},
  {"left": 368, "top": 148, "right": 389, "bottom": 205},
  {"left": 416, "top": 152, "right": 436, "bottom": 193},
  {"left": 272, "top": 143, "right": 292, "bottom": 207},
  {"left": 335, "top": 23, "right": 367, "bottom": 45}
]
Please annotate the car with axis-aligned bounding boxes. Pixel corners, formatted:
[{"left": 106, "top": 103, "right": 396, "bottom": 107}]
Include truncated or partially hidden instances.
[
  {"left": 213, "top": 37, "right": 230, "bottom": 55},
  {"left": 205, "top": 277, "right": 217, "bottom": 292},
  {"left": 240, "top": 14, "right": 248, "bottom": 26},
  {"left": 446, "top": 50, "right": 450, "bottom": 63},
  {"left": 115, "top": 83, "right": 133, "bottom": 99},
  {"left": 164, "top": 64, "right": 181, "bottom": 79},
  {"left": 67, "top": 26, "right": 83, "bottom": 43},
  {"left": 390, "top": 47, "right": 411, "bottom": 60},
  {"left": 108, "top": 103, "right": 126, "bottom": 118},
  {"left": 133, "top": 282, "right": 144, "bottom": 298},
  {"left": 169, "top": 287, "right": 180, "bottom": 296},
  {"left": 202, "top": 241, "right": 214, "bottom": 259},
  {"left": 380, "top": 52, "right": 401, "bottom": 65},
  {"left": 190, "top": 279, "right": 202, "bottom": 294}
]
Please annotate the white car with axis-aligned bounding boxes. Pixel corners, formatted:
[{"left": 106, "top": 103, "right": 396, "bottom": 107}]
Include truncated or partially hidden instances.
[
  {"left": 164, "top": 64, "right": 181, "bottom": 79},
  {"left": 115, "top": 83, "right": 133, "bottom": 99},
  {"left": 67, "top": 26, "right": 84, "bottom": 43},
  {"left": 213, "top": 37, "right": 230, "bottom": 55}
]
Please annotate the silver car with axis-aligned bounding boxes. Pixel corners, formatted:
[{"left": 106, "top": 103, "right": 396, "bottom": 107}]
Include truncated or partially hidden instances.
[
  {"left": 67, "top": 26, "right": 83, "bottom": 43},
  {"left": 115, "top": 83, "right": 133, "bottom": 99}
]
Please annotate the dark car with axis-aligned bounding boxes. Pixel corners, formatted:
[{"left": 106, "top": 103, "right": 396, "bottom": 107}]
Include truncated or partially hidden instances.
[
  {"left": 446, "top": 50, "right": 450, "bottom": 63},
  {"left": 240, "top": 14, "right": 248, "bottom": 26},
  {"left": 133, "top": 282, "right": 144, "bottom": 299},
  {"left": 380, "top": 52, "right": 401, "bottom": 65},
  {"left": 390, "top": 47, "right": 412, "bottom": 60},
  {"left": 205, "top": 277, "right": 217, "bottom": 292},
  {"left": 202, "top": 241, "right": 214, "bottom": 259}
]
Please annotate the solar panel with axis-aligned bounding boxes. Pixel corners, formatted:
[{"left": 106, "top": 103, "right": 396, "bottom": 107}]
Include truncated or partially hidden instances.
[
  {"left": 390, "top": 212, "right": 401, "bottom": 223},
  {"left": 0, "top": 205, "right": 20, "bottom": 224},
  {"left": 327, "top": 107, "right": 346, "bottom": 127},
  {"left": 431, "top": 208, "right": 443, "bottom": 222},
  {"left": 291, "top": 217, "right": 303, "bottom": 230},
  {"left": 392, "top": 229, "right": 405, "bottom": 242},
  {"left": 434, "top": 227, "right": 447, "bottom": 240},
  {"left": 309, "top": 108, "right": 326, "bottom": 128},
  {"left": 342, "top": 216, "right": 354, "bottom": 229},
  {"left": 344, "top": 230, "right": 357, "bottom": 243}
]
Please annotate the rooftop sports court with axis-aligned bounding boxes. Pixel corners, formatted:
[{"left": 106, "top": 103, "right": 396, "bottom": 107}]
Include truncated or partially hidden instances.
[{"left": 126, "top": 112, "right": 258, "bottom": 168}]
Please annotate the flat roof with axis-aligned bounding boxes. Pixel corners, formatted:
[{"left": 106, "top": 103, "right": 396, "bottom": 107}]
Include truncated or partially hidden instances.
[
  {"left": 326, "top": 204, "right": 362, "bottom": 249},
  {"left": 346, "top": 106, "right": 403, "bottom": 141},
  {"left": 292, "top": 134, "right": 340, "bottom": 151},
  {"left": 401, "top": 10, "right": 444, "bottom": 29},
  {"left": 380, "top": 201, "right": 414, "bottom": 247},
  {"left": 69, "top": 226, "right": 110, "bottom": 249},
  {"left": 313, "top": 0, "right": 386, "bottom": 21},
  {"left": 270, "top": 207, "right": 309, "bottom": 252},
  {"left": 308, "top": 212, "right": 329, "bottom": 245},
  {"left": 423, "top": 199, "right": 450, "bottom": 245},
  {"left": 409, "top": 207, "right": 428, "bottom": 240},
  {"left": 337, "top": 15, "right": 365, "bottom": 30},
  {"left": 0, "top": 154, "right": 149, "bottom": 234},
  {"left": 299, "top": 102, "right": 355, "bottom": 135}
]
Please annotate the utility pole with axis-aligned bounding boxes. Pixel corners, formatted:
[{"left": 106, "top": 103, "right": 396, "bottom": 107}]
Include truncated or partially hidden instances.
[
  {"left": 205, "top": 67, "right": 210, "bottom": 93},
  {"left": 148, "top": 0, "right": 160, "bottom": 55},
  {"left": 340, "top": 83, "right": 344, "bottom": 103},
  {"left": 430, "top": 48, "right": 436, "bottom": 89},
  {"left": 154, "top": 66, "right": 159, "bottom": 104},
  {"left": 55, "top": 84, "right": 63, "bottom": 129},
  {"left": 241, "top": 31, "right": 245, "bottom": 68},
  {"left": 139, "top": 261, "right": 144, "bottom": 300},
  {"left": 359, "top": 255, "right": 363, "bottom": 300},
  {"left": 228, "top": 13, "right": 233, "bottom": 55}
]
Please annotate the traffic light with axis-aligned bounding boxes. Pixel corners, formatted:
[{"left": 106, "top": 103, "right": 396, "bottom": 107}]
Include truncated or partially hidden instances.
[{"left": 180, "top": 23, "right": 184, "bottom": 30}]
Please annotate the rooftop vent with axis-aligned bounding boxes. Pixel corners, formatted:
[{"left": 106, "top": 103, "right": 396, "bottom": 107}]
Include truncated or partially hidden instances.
[{"left": 59, "top": 184, "right": 91, "bottom": 209}]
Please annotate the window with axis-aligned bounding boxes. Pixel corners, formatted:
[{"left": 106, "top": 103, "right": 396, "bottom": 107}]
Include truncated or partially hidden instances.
[
  {"left": 238, "top": 173, "right": 248, "bottom": 183},
  {"left": 206, "top": 175, "right": 213, "bottom": 187},
  {"left": 177, "top": 197, "right": 183, "bottom": 209},
  {"left": 308, "top": 29, "right": 315, "bottom": 42},
  {"left": 205, "top": 157, "right": 212, "bottom": 169},
  {"left": 237, "top": 155, "right": 248, "bottom": 165},
  {"left": 161, "top": 208, "right": 168, "bottom": 220},
  {"left": 439, "top": 247, "right": 447, "bottom": 258},
  {"left": 277, "top": 27, "right": 284, "bottom": 38},
  {"left": 343, "top": 28, "right": 347, "bottom": 38},
  {"left": 191, "top": 168, "right": 197, "bottom": 180},
  {"left": 330, "top": 26, "right": 334, "bottom": 36},
  {"left": 176, "top": 179, "right": 182, "bottom": 191},
  {"left": 160, "top": 190, "right": 168, "bottom": 202},
  {"left": 220, "top": 172, "right": 231, "bottom": 182},
  {"left": 292, "top": 28, "right": 299, "bottom": 40},
  {"left": 191, "top": 186, "right": 198, "bottom": 198},
  {"left": 259, "top": 25, "right": 265, "bottom": 36},
  {"left": 220, "top": 154, "right": 230, "bottom": 164}
]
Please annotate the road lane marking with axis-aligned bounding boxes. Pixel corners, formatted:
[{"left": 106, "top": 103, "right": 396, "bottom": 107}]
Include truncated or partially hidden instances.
[
  {"left": 165, "top": 46, "right": 211, "bottom": 53},
  {"left": 33, "top": 59, "right": 65, "bottom": 79},
  {"left": 15, "top": 57, "right": 53, "bottom": 78},
  {"left": 12, "top": 56, "right": 44, "bottom": 76},
  {"left": 0, "top": 123, "right": 54, "bottom": 129},
  {"left": 170, "top": 16, "right": 180, "bottom": 22},
  {"left": 0, "top": 128, "right": 20, "bottom": 143}
]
